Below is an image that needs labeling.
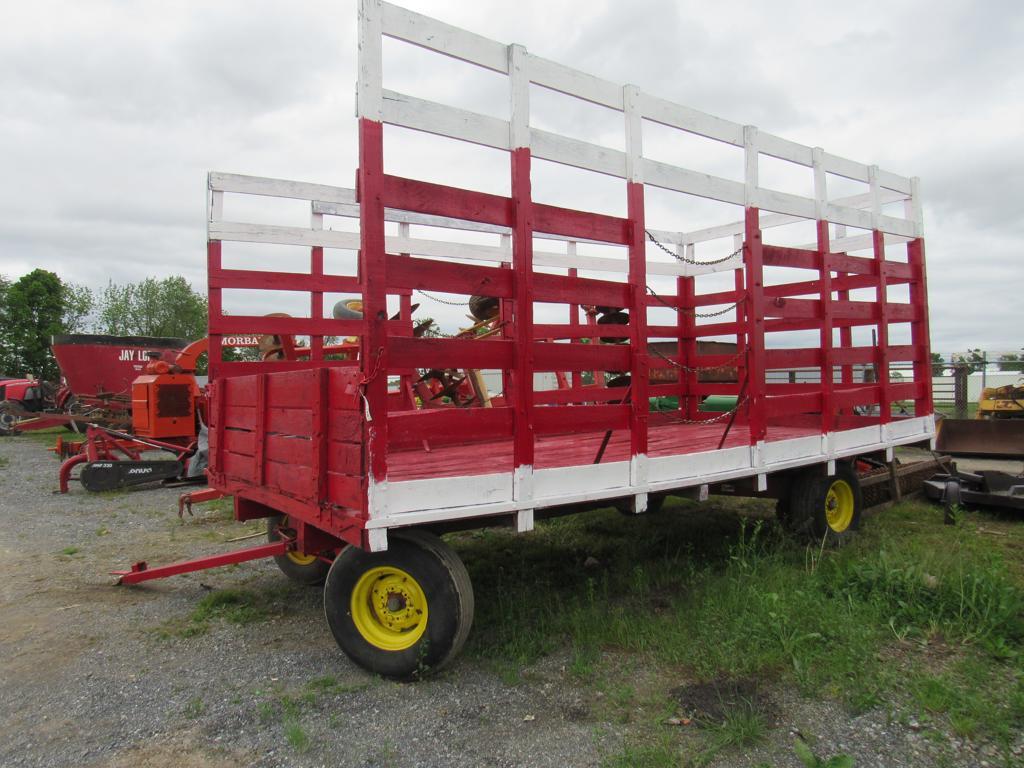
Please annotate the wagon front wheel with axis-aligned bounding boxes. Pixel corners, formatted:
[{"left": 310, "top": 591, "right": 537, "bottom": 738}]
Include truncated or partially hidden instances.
[
  {"left": 267, "top": 515, "right": 332, "bottom": 586},
  {"left": 323, "top": 529, "right": 474, "bottom": 680},
  {"left": 787, "top": 463, "right": 862, "bottom": 544}
]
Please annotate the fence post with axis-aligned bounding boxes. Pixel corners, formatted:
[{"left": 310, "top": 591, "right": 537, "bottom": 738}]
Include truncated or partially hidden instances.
[{"left": 953, "top": 363, "right": 969, "bottom": 419}]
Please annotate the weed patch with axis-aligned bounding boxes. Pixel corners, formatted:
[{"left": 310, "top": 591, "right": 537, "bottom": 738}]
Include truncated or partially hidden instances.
[{"left": 156, "top": 589, "right": 267, "bottom": 639}]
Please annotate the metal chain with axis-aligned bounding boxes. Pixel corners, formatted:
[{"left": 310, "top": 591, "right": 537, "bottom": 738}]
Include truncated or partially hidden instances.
[
  {"left": 645, "top": 230, "right": 743, "bottom": 266},
  {"left": 664, "top": 396, "right": 750, "bottom": 425},
  {"left": 649, "top": 346, "right": 745, "bottom": 374},
  {"left": 645, "top": 285, "right": 744, "bottom": 318},
  {"left": 416, "top": 289, "right": 467, "bottom": 306}
]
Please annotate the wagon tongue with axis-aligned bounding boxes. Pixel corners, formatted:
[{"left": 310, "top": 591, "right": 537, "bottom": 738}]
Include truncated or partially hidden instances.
[{"left": 79, "top": 460, "right": 184, "bottom": 492}]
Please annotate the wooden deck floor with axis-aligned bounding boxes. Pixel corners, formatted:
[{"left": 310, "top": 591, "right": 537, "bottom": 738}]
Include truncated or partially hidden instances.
[{"left": 387, "top": 420, "right": 819, "bottom": 482}]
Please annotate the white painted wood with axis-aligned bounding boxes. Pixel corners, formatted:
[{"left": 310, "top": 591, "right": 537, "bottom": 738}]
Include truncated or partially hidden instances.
[
  {"left": 909, "top": 177, "right": 924, "bottom": 237},
  {"left": 643, "top": 158, "right": 745, "bottom": 206},
  {"left": 647, "top": 445, "right": 749, "bottom": 483},
  {"left": 508, "top": 43, "right": 530, "bottom": 150},
  {"left": 762, "top": 434, "right": 820, "bottom": 464},
  {"left": 208, "top": 188, "right": 223, "bottom": 226},
  {"left": 824, "top": 202, "right": 873, "bottom": 231},
  {"left": 380, "top": 1, "right": 508, "bottom": 73},
  {"left": 832, "top": 424, "right": 883, "bottom": 451},
  {"left": 875, "top": 168, "right": 912, "bottom": 195},
  {"left": 513, "top": 464, "right": 533, "bottom": 503},
  {"left": 358, "top": 0, "right": 384, "bottom": 121},
  {"left": 744, "top": 125, "right": 759, "bottom": 208},
  {"left": 827, "top": 459, "right": 836, "bottom": 475},
  {"left": 516, "top": 508, "right": 535, "bottom": 533},
  {"left": 367, "top": 527, "right": 389, "bottom": 552},
  {"left": 210, "top": 172, "right": 357, "bottom": 204},
  {"left": 210, "top": 221, "right": 361, "bottom": 249},
  {"left": 637, "top": 91, "right": 744, "bottom": 146},
  {"left": 385, "top": 471, "right": 513, "bottom": 514},
  {"left": 531, "top": 129, "right": 627, "bottom": 178},
  {"left": 631, "top": 493, "right": 649, "bottom": 514},
  {"left": 868, "top": 165, "right": 882, "bottom": 231},
  {"left": 812, "top": 147, "right": 826, "bottom": 221},
  {"left": 758, "top": 131, "right": 813, "bottom": 167},
  {"left": 526, "top": 52, "right": 623, "bottom": 110},
  {"left": 623, "top": 84, "right": 643, "bottom": 184},
  {"left": 822, "top": 152, "right": 869, "bottom": 183},
  {"left": 751, "top": 187, "right": 817, "bottom": 219},
  {"left": 534, "top": 460, "right": 630, "bottom": 498},
  {"left": 382, "top": 90, "right": 510, "bottom": 150},
  {"left": 796, "top": 232, "right": 912, "bottom": 253}
]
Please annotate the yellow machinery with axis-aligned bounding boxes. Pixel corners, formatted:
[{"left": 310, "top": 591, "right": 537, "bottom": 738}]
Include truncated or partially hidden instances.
[{"left": 977, "top": 382, "right": 1024, "bottom": 419}]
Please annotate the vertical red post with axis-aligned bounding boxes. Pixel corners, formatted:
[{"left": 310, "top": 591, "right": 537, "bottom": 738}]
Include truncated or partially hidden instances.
[
  {"left": 872, "top": 229, "right": 892, "bottom": 423},
  {"left": 510, "top": 148, "right": 535, "bottom": 470},
  {"left": 743, "top": 208, "right": 767, "bottom": 442},
  {"left": 626, "top": 182, "right": 648, "bottom": 458},
  {"left": 358, "top": 118, "right": 389, "bottom": 482},
  {"left": 816, "top": 220, "right": 835, "bottom": 432},
  {"left": 733, "top": 262, "right": 747, "bottom": 420},
  {"left": 569, "top": 266, "right": 582, "bottom": 402},
  {"left": 907, "top": 237, "right": 933, "bottom": 416},
  {"left": 310, "top": 246, "right": 324, "bottom": 361},
  {"left": 207, "top": 240, "right": 223, "bottom": 382},
  {"left": 678, "top": 275, "right": 698, "bottom": 420}
]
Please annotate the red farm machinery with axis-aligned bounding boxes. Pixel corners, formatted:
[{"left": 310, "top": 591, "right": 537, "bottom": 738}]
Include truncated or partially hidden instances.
[{"left": 111, "top": 1, "right": 935, "bottom": 680}]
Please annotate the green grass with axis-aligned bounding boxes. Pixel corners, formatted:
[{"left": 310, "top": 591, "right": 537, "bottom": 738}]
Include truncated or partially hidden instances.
[
  {"left": 182, "top": 696, "right": 205, "bottom": 719},
  {"left": 59, "top": 546, "right": 80, "bottom": 556},
  {"left": 156, "top": 588, "right": 268, "bottom": 639},
  {"left": 452, "top": 497, "right": 1024, "bottom": 756},
  {"left": 0, "top": 456, "right": 8, "bottom": 469}
]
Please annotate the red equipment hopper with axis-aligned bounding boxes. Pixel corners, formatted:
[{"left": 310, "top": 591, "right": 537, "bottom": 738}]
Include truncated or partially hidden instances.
[{"left": 51, "top": 334, "right": 188, "bottom": 400}]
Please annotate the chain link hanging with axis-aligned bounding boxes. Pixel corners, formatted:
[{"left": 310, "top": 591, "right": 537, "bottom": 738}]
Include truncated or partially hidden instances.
[
  {"left": 645, "top": 230, "right": 743, "bottom": 266},
  {"left": 649, "top": 346, "right": 745, "bottom": 374},
  {"left": 645, "top": 285, "right": 744, "bottom": 318},
  {"left": 416, "top": 289, "right": 468, "bottom": 306}
]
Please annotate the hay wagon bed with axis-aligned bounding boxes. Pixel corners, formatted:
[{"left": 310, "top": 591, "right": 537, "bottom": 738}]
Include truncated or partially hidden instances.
[{"left": 116, "top": 1, "right": 935, "bottom": 678}]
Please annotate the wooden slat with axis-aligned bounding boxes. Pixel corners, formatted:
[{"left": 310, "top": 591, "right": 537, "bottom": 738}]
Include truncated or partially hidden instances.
[
  {"left": 388, "top": 407, "right": 514, "bottom": 446},
  {"left": 533, "top": 342, "right": 631, "bottom": 372},
  {"left": 380, "top": 174, "right": 513, "bottom": 227},
  {"left": 386, "top": 253, "right": 513, "bottom": 298},
  {"left": 533, "top": 404, "right": 630, "bottom": 435},
  {"left": 532, "top": 203, "right": 630, "bottom": 245},
  {"left": 532, "top": 272, "right": 630, "bottom": 307},
  {"left": 389, "top": 336, "right": 514, "bottom": 370}
]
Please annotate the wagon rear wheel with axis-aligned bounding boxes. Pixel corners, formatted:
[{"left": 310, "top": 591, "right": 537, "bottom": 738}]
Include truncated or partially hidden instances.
[
  {"left": 323, "top": 529, "right": 474, "bottom": 680},
  {"left": 786, "top": 464, "right": 862, "bottom": 544},
  {"left": 267, "top": 515, "right": 331, "bottom": 586}
]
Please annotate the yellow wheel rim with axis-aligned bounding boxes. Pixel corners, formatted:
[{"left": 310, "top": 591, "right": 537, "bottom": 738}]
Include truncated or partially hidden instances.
[
  {"left": 825, "top": 479, "right": 855, "bottom": 532},
  {"left": 287, "top": 551, "right": 319, "bottom": 567},
  {"left": 350, "top": 566, "right": 428, "bottom": 651}
]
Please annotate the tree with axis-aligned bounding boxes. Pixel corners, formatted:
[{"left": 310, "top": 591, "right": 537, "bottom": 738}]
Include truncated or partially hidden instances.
[
  {"left": 952, "top": 348, "right": 987, "bottom": 373},
  {"left": 95, "top": 276, "right": 207, "bottom": 341},
  {"left": 0, "top": 269, "right": 67, "bottom": 379},
  {"left": 997, "top": 352, "right": 1024, "bottom": 372},
  {"left": 61, "top": 282, "right": 95, "bottom": 333},
  {"left": 930, "top": 351, "right": 947, "bottom": 375}
]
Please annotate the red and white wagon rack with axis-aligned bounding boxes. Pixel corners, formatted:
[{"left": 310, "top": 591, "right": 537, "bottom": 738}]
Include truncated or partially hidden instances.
[{"left": 114, "top": 0, "right": 934, "bottom": 679}]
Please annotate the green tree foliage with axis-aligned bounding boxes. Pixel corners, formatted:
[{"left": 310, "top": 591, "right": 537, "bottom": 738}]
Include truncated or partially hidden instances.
[
  {"left": 997, "top": 352, "right": 1024, "bottom": 372},
  {"left": 952, "top": 348, "right": 987, "bottom": 373},
  {"left": 0, "top": 269, "right": 67, "bottom": 379},
  {"left": 95, "top": 276, "right": 207, "bottom": 341},
  {"left": 930, "top": 351, "right": 947, "bottom": 375}
]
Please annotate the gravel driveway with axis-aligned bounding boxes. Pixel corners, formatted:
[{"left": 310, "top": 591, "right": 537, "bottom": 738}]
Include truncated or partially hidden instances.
[{"left": 0, "top": 436, "right": 1009, "bottom": 767}]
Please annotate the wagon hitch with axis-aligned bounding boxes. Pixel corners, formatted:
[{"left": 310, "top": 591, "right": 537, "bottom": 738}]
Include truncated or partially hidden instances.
[{"left": 111, "top": 539, "right": 289, "bottom": 585}]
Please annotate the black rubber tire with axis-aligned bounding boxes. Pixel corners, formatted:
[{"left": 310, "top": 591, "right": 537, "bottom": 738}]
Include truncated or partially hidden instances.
[
  {"left": 614, "top": 493, "right": 666, "bottom": 515},
  {"left": 267, "top": 515, "right": 331, "bottom": 586},
  {"left": 786, "top": 463, "right": 862, "bottom": 545},
  {"left": 323, "top": 529, "right": 474, "bottom": 680}
]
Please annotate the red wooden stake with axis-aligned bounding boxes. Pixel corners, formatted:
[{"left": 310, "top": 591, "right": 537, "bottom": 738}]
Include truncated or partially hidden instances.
[
  {"left": 510, "top": 147, "right": 535, "bottom": 470},
  {"left": 744, "top": 208, "right": 767, "bottom": 443},
  {"left": 817, "top": 220, "right": 835, "bottom": 432},
  {"left": 626, "top": 182, "right": 648, "bottom": 457},
  {"left": 907, "top": 237, "right": 933, "bottom": 416},
  {"left": 872, "top": 229, "right": 892, "bottom": 423}
]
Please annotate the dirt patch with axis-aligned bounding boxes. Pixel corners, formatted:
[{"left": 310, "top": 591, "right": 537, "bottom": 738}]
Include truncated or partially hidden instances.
[{"left": 670, "top": 677, "right": 777, "bottom": 726}]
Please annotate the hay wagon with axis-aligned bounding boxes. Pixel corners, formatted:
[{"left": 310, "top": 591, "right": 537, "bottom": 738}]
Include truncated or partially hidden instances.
[{"left": 115, "top": 1, "right": 934, "bottom": 679}]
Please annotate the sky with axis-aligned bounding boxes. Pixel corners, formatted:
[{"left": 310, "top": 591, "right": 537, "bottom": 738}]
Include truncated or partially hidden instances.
[{"left": 0, "top": 0, "right": 1021, "bottom": 355}]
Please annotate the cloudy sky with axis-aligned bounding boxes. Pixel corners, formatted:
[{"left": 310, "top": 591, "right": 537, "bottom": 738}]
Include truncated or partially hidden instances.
[{"left": 1, "top": 0, "right": 1021, "bottom": 355}]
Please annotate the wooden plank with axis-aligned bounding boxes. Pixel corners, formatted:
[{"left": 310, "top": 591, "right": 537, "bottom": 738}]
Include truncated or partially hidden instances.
[
  {"left": 329, "top": 411, "right": 362, "bottom": 443},
  {"left": 216, "top": 360, "right": 358, "bottom": 378},
  {"left": 526, "top": 52, "right": 623, "bottom": 109},
  {"left": 756, "top": 131, "right": 813, "bottom": 166},
  {"left": 380, "top": 174, "right": 513, "bottom": 227},
  {"left": 386, "top": 253, "right": 513, "bottom": 298},
  {"left": 211, "top": 315, "right": 365, "bottom": 337},
  {"left": 636, "top": 91, "right": 744, "bottom": 145},
  {"left": 533, "top": 342, "right": 631, "bottom": 372},
  {"left": 532, "top": 202, "right": 630, "bottom": 245},
  {"left": 266, "top": 406, "right": 313, "bottom": 437},
  {"left": 533, "top": 404, "right": 630, "bottom": 435},
  {"left": 765, "top": 348, "right": 820, "bottom": 368},
  {"left": 530, "top": 129, "right": 627, "bottom": 178},
  {"left": 388, "top": 407, "right": 514, "bottom": 445},
  {"left": 209, "top": 172, "right": 357, "bottom": 204},
  {"left": 380, "top": 1, "right": 509, "bottom": 73},
  {"left": 327, "top": 471, "right": 364, "bottom": 510},
  {"left": 765, "top": 391, "right": 822, "bottom": 417},
  {"left": 209, "top": 221, "right": 360, "bottom": 249},
  {"left": 642, "top": 158, "right": 746, "bottom": 206},
  {"left": 532, "top": 272, "right": 630, "bottom": 307},
  {"left": 328, "top": 439, "right": 363, "bottom": 476},
  {"left": 209, "top": 269, "right": 360, "bottom": 294},
  {"left": 389, "top": 336, "right": 514, "bottom": 369},
  {"left": 381, "top": 90, "right": 510, "bottom": 150}
]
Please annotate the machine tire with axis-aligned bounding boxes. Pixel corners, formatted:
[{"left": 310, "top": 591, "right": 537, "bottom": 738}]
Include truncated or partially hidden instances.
[
  {"left": 323, "top": 529, "right": 474, "bottom": 680},
  {"left": 267, "top": 515, "right": 331, "bottom": 586},
  {"left": 786, "top": 463, "right": 862, "bottom": 545},
  {"left": 0, "top": 401, "right": 18, "bottom": 436}
]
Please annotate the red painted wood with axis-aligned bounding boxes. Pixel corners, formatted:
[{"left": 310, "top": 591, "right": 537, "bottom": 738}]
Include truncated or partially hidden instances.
[
  {"left": 310, "top": 245, "right": 325, "bottom": 361},
  {"left": 389, "top": 336, "right": 513, "bottom": 369},
  {"left": 533, "top": 404, "right": 630, "bottom": 435},
  {"left": 386, "top": 254, "right": 513, "bottom": 298},
  {"left": 388, "top": 407, "right": 515, "bottom": 447},
  {"left": 766, "top": 391, "right": 823, "bottom": 417},
  {"left": 113, "top": 540, "right": 290, "bottom": 585},
  {"left": 626, "top": 181, "right": 649, "bottom": 459},
  {"left": 679, "top": 276, "right": 698, "bottom": 419},
  {"left": 533, "top": 341, "right": 630, "bottom": 372},
  {"left": 510, "top": 147, "right": 535, "bottom": 471},
  {"left": 359, "top": 119, "right": 389, "bottom": 484},
  {"left": 209, "top": 268, "right": 361, "bottom": 294},
  {"left": 744, "top": 209, "right": 767, "bottom": 443},
  {"left": 532, "top": 271, "right": 631, "bottom": 308},
  {"left": 872, "top": 229, "right": 892, "bottom": 423},
  {"left": 379, "top": 173, "right": 513, "bottom": 226},
  {"left": 907, "top": 237, "right": 933, "bottom": 416},
  {"left": 532, "top": 202, "right": 630, "bottom": 245},
  {"left": 817, "top": 220, "right": 835, "bottom": 433},
  {"left": 207, "top": 240, "right": 224, "bottom": 381}
]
